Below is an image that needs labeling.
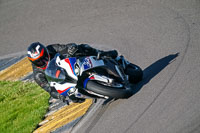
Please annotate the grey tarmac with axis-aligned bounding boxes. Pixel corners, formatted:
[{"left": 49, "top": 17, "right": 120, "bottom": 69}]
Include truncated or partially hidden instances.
[{"left": 0, "top": 0, "right": 200, "bottom": 133}]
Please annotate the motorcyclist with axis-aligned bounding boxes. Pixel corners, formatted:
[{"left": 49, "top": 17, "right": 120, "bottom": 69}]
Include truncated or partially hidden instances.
[{"left": 27, "top": 42, "right": 118, "bottom": 103}]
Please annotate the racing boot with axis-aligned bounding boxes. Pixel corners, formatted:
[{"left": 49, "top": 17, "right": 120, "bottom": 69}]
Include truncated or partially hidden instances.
[
  {"left": 69, "top": 95, "right": 85, "bottom": 103},
  {"left": 58, "top": 95, "right": 70, "bottom": 105}
]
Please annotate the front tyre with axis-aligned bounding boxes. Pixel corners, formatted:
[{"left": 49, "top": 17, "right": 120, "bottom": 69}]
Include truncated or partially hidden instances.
[
  {"left": 85, "top": 80, "right": 133, "bottom": 99},
  {"left": 125, "top": 63, "right": 143, "bottom": 84}
]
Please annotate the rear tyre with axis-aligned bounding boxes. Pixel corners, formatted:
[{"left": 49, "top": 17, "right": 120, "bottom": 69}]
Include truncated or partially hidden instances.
[
  {"left": 125, "top": 63, "right": 143, "bottom": 84},
  {"left": 86, "top": 80, "right": 133, "bottom": 99}
]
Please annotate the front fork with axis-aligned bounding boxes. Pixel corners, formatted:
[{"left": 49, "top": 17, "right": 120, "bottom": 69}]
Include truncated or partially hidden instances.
[
  {"left": 115, "top": 55, "right": 130, "bottom": 70},
  {"left": 115, "top": 55, "right": 132, "bottom": 85}
]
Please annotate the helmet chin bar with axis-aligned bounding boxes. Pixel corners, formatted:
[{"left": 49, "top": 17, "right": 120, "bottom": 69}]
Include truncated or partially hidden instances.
[{"left": 35, "top": 57, "right": 49, "bottom": 68}]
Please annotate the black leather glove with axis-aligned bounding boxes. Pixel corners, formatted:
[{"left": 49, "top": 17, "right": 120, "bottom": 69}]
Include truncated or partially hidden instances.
[
  {"left": 67, "top": 43, "right": 78, "bottom": 56},
  {"left": 97, "top": 50, "right": 118, "bottom": 59}
]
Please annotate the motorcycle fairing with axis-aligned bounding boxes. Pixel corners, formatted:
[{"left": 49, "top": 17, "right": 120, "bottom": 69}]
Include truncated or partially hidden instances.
[
  {"left": 79, "top": 56, "right": 105, "bottom": 75},
  {"left": 50, "top": 82, "right": 76, "bottom": 96},
  {"left": 56, "top": 56, "right": 78, "bottom": 80},
  {"left": 47, "top": 54, "right": 123, "bottom": 97}
]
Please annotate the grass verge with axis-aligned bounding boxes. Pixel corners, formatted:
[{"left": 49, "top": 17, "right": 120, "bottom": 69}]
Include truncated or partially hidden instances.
[{"left": 0, "top": 81, "right": 49, "bottom": 133}]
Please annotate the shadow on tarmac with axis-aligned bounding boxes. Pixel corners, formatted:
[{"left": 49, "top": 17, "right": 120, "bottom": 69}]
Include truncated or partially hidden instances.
[{"left": 132, "top": 53, "right": 179, "bottom": 95}]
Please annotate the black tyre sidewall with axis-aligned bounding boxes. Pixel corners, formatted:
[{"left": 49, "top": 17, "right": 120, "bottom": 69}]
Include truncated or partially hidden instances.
[{"left": 85, "top": 80, "right": 132, "bottom": 99}]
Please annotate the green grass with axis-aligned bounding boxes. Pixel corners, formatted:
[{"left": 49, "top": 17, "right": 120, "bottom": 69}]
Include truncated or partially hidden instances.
[{"left": 0, "top": 81, "right": 50, "bottom": 133}]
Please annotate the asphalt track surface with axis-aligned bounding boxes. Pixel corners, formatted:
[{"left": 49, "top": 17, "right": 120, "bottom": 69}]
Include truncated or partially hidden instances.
[{"left": 1, "top": 0, "right": 200, "bottom": 133}]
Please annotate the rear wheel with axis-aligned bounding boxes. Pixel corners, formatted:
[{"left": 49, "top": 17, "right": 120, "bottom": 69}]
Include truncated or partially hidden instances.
[
  {"left": 85, "top": 80, "right": 133, "bottom": 99},
  {"left": 125, "top": 63, "right": 143, "bottom": 84}
]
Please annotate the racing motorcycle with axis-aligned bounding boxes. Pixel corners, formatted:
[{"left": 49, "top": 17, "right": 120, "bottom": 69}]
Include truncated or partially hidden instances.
[{"left": 45, "top": 53, "right": 143, "bottom": 100}]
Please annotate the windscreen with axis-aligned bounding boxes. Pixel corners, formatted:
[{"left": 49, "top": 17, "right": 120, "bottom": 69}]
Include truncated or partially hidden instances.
[{"left": 45, "top": 56, "right": 66, "bottom": 83}]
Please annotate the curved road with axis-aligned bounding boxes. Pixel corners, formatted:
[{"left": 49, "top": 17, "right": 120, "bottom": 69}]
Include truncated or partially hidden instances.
[{"left": 1, "top": 0, "right": 200, "bottom": 133}]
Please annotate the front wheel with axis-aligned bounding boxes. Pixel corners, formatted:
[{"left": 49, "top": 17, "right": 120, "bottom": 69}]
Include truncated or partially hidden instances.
[
  {"left": 85, "top": 80, "right": 133, "bottom": 99},
  {"left": 125, "top": 63, "right": 143, "bottom": 84}
]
